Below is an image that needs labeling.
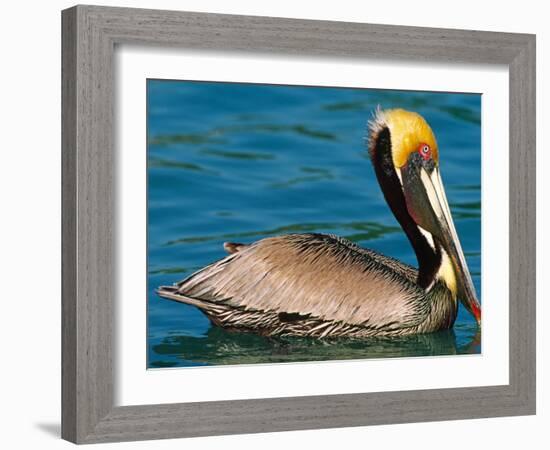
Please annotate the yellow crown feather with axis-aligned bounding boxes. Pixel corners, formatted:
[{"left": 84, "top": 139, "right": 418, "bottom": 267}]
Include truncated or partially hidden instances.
[{"left": 371, "top": 108, "right": 439, "bottom": 168}]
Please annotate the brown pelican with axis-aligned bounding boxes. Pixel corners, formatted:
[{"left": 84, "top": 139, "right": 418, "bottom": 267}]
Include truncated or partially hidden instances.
[{"left": 157, "top": 108, "right": 481, "bottom": 338}]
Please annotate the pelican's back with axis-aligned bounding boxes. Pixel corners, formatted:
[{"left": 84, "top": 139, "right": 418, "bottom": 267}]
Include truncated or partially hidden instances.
[{"left": 157, "top": 233, "right": 439, "bottom": 337}]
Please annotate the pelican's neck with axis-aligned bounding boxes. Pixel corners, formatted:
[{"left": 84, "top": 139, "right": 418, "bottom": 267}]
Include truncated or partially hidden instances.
[{"left": 370, "top": 126, "right": 442, "bottom": 290}]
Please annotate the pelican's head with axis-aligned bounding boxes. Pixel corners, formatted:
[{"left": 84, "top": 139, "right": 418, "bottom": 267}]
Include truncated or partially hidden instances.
[{"left": 368, "top": 108, "right": 481, "bottom": 325}]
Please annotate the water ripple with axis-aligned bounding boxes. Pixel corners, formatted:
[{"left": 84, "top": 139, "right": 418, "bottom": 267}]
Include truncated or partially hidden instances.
[
  {"left": 163, "top": 221, "right": 401, "bottom": 247},
  {"left": 201, "top": 148, "right": 276, "bottom": 160},
  {"left": 149, "top": 157, "right": 219, "bottom": 174}
]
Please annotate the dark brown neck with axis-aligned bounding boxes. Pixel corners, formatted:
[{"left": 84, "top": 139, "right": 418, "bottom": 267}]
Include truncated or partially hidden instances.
[{"left": 370, "top": 126, "right": 441, "bottom": 289}]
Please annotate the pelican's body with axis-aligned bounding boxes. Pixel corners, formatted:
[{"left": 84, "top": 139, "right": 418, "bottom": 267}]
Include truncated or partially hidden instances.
[{"left": 158, "top": 109, "right": 481, "bottom": 337}]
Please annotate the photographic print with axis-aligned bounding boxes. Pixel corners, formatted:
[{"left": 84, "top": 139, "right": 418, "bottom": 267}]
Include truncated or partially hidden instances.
[{"left": 147, "top": 80, "right": 481, "bottom": 368}]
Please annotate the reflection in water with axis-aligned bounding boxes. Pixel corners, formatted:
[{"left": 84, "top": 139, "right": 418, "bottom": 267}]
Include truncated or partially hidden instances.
[
  {"left": 147, "top": 81, "right": 482, "bottom": 368},
  {"left": 149, "top": 327, "right": 480, "bottom": 368}
]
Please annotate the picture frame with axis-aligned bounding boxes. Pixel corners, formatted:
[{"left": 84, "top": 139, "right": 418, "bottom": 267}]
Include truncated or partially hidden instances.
[{"left": 61, "top": 4, "right": 536, "bottom": 444}]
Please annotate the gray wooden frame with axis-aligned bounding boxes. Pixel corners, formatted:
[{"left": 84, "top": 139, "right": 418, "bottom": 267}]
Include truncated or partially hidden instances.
[{"left": 61, "top": 4, "right": 536, "bottom": 444}]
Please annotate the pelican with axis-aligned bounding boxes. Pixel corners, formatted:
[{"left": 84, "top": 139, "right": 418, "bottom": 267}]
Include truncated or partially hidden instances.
[{"left": 157, "top": 108, "right": 481, "bottom": 338}]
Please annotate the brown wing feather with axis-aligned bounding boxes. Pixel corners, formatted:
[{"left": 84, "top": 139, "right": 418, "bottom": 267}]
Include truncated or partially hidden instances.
[{"left": 170, "top": 233, "right": 429, "bottom": 330}]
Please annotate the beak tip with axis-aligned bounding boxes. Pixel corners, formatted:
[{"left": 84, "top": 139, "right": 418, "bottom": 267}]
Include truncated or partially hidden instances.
[{"left": 473, "top": 306, "right": 481, "bottom": 327}]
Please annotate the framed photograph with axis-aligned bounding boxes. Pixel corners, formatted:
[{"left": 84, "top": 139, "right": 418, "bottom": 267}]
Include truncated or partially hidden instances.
[{"left": 61, "top": 5, "right": 536, "bottom": 444}]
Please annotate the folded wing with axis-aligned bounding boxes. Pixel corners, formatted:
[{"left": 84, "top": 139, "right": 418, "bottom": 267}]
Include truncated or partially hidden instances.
[{"left": 162, "top": 233, "right": 429, "bottom": 332}]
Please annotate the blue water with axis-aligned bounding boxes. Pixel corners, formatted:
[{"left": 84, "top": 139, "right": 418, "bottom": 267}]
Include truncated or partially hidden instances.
[{"left": 147, "top": 80, "right": 481, "bottom": 368}]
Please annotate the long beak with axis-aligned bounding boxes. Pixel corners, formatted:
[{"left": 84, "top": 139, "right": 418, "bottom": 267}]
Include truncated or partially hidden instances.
[{"left": 400, "top": 164, "right": 481, "bottom": 325}]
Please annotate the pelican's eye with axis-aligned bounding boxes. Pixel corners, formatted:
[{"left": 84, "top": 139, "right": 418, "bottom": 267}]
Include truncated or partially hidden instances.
[{"left": 418, "top": 143, "right": 431, "bottom": 161}]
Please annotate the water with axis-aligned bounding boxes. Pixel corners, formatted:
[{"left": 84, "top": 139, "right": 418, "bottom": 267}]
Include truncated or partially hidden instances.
[{"left": 147, "top": 80, "right": 481, "bottom": 368}]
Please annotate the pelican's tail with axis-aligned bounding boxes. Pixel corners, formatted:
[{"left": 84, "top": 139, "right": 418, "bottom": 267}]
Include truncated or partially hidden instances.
[{"left": 156, "top": 285, "right": 236, "bottom": 323}]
